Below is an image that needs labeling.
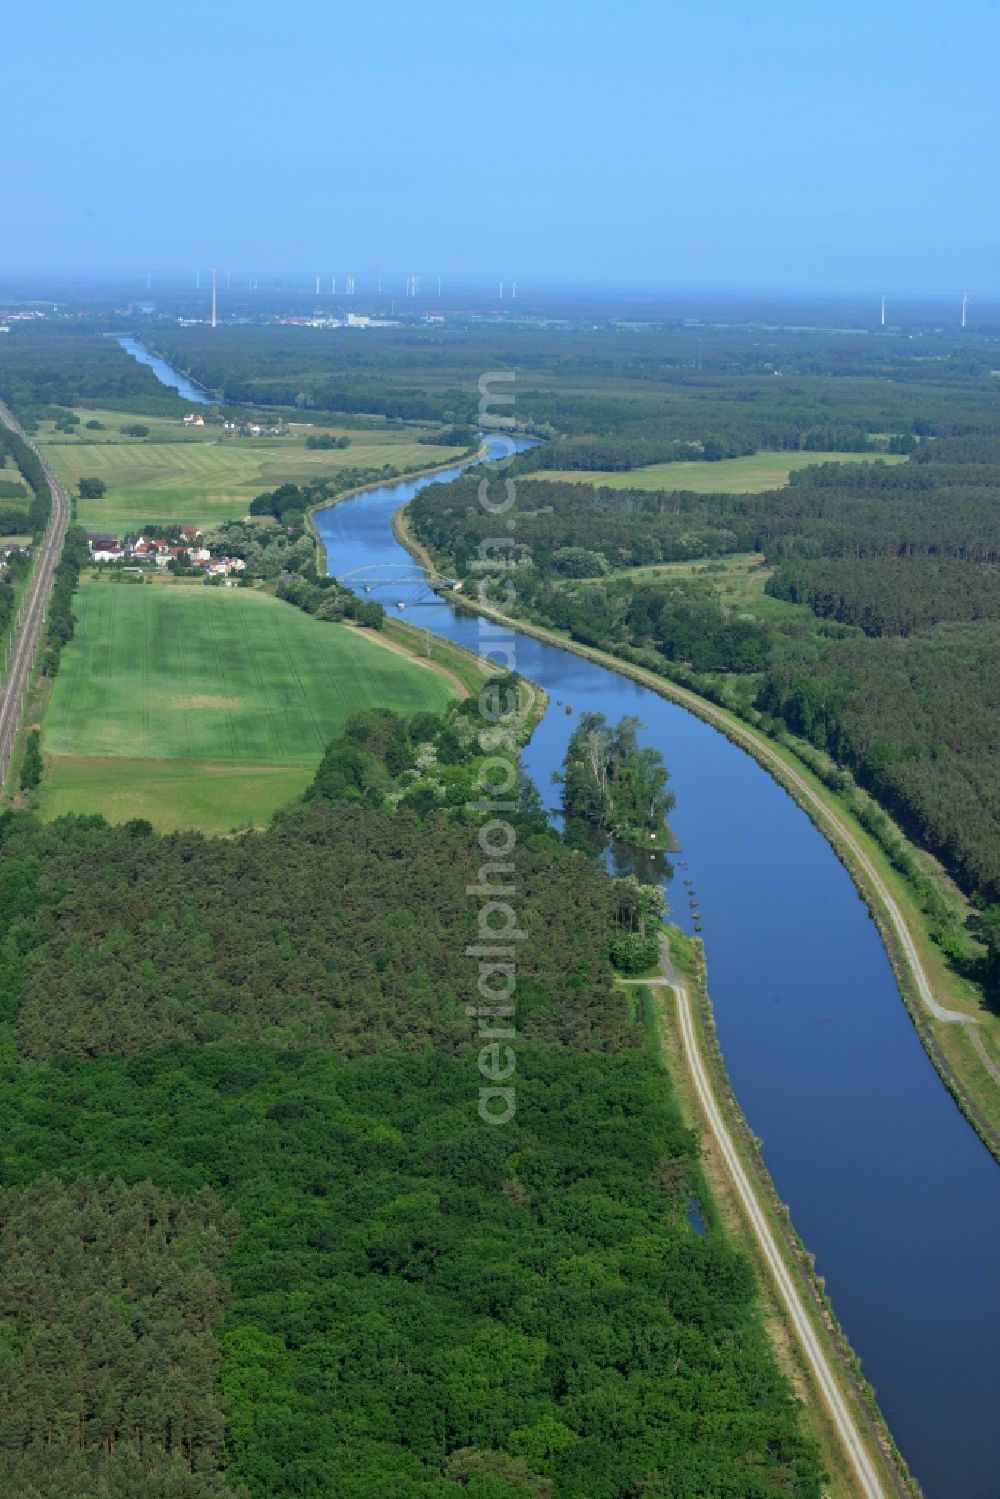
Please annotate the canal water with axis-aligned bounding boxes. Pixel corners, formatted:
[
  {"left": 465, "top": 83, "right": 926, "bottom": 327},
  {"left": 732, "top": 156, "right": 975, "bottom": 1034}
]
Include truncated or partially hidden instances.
[
  {"left": 123, "top": 341, "right": 1000, "bottom": 1498},
  {"left": 117, "top": 336, "right": 214, "bottom": 404}
]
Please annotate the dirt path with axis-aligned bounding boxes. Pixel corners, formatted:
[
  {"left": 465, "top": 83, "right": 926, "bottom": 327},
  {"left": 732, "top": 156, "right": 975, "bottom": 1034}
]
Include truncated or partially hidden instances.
[
  {"left": 340, "top": 620, "right": 470, "bottom": 699},
  {"left": 647, "top": 936, "right": 889, "bottom": 1499}
]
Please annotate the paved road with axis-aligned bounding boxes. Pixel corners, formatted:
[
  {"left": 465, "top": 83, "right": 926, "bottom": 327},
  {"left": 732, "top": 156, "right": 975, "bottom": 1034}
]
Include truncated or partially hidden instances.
[
  {"left": 0, "top": 401, "right": 70, "bottom": 786},
  {"left": 654, "top": 936, "right": 889, "bottom": 1499}
]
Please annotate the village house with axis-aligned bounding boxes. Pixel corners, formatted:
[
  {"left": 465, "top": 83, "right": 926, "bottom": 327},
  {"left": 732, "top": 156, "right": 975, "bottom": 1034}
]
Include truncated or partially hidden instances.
[
  {"left": 206, "top": 556, "right": 246, "bottom": 576},
  {"left": 221, "top": 418, "right": 285, "bottom": 438},
  {"left": 154, "top": 546, "right": 192, "bottom": 568},
  {"left": 86, "top": 528, "right": 243, "bottom": 576},
  {"left": 87, "top": 532, "right": 124, "bottom": 562},
  {"left": 181, "top": 413, "right": 205, "bottom": 427}
]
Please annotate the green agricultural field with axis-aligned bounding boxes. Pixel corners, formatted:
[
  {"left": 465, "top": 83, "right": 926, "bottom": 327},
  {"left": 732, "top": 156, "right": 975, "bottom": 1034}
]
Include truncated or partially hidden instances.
[
  {"left": 36, "top": 409, "right": 467, "bottom": 532},
  {"left": 40, "top": 580, "right": 457, "bottom": 830},
  {"left": 535, "top": 449, "right": 906, "bottom": 494},
  {"left": 34, "top": 408, "right": 220, "bottom": 446},
  {"left": 39, "top": 758, "right": 315, "bottom": 835}
]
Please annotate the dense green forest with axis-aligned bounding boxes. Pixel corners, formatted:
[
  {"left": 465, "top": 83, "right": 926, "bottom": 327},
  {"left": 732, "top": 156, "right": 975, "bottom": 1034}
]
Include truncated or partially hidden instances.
[
  {"left": 757, "top": 624, "right": 1000, "bottom": 901},
  {"left": 765, "top": 556, "right": 1000, "bottom": 636},
  {"left": 6, "top": 799, "right": 618, "bottom": 1063},
  {"left": 0, "top": 423, "right": 54, "bottom": 534},
  {"left": 0, "top": 697, "right": 823, "bottom": 1496},
  {"left": 410, "top": 460, "right": 999, "bottom": 577},
  {"left": 0, "top": 327, "right": 190, "bottom": 420},
  {"left": 151, "top": 322, "right": 1000, "bottom": 465},
  {"left": 0, "top": 1178, "right": 236, "bottom": 1497}
]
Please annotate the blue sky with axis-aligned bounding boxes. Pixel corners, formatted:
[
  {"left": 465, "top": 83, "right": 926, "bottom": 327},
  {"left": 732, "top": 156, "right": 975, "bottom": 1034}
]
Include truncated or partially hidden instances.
[{"left": 4, "top": 0, "right": 998, "bottom": 291}]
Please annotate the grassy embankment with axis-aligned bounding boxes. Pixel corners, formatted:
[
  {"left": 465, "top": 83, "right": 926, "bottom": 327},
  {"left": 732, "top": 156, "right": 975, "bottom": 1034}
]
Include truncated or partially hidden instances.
[
  {"left": 35, "top": 407, "right": 468, "bottom": 533},
  {"left": 34, "top": 580, "right": 461, "bottom": 833},
  {"left": 640, "top": 928, "right": 917, "bottom": 1499},
  {"left": 536, "top": 449, "right": 906, "bottom": 493}
]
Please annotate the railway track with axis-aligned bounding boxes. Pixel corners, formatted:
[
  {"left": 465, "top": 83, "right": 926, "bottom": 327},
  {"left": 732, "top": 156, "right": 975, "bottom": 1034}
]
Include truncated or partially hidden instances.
[{"left": 0, "top": 401, "right": 71, "bottom": 786}]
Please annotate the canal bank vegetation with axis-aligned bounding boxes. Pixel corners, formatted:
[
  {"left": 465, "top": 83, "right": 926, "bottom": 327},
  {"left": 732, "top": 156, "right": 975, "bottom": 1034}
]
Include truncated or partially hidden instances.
[
  {"left": 0, "top": 699, "right": 827, "bottom": 1497},
  {"left": 408, "top": 426, "right": 1000, "bottom": 1146},
  {"left": 381, "top": 614, "right": 483, "bottom": 696},
  {"left": 411, "top": 453, "right": 1000, "bottom": 904},
  {"left": 441, "top": 579, "right": 1000, "bottom": 1156},
  {"left": 646, "top": 929, "right": 919, "bottom": 1499}
]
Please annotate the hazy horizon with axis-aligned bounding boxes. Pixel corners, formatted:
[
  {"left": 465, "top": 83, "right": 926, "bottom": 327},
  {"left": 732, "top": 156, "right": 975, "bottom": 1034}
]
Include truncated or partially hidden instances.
[
  {"left": 1, "top": 272, "right": 996, "bottom": 302},
  {"left": 5, "top": 0, "right": 999, "bottom": 292}
]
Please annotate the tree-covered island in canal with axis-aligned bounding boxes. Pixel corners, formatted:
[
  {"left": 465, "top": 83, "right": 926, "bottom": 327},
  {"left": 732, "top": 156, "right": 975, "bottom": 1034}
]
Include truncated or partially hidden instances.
[{"left": 557, "top": 711, "right": 675, "bottom": 847}]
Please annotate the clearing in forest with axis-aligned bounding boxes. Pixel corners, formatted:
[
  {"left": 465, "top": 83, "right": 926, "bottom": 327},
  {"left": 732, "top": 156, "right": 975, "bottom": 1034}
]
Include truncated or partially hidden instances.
[{"left": 535, "top": 449, "right": 906, "bottom": 494}]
